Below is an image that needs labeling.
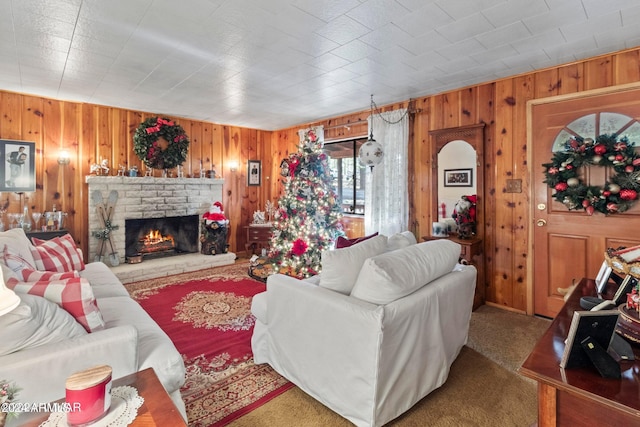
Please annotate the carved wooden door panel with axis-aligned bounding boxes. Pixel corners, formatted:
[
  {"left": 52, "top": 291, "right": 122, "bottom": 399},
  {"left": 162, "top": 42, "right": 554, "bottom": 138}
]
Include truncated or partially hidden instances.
[{"left": 531, "top": 87, "right": 640, "bottom": 318}]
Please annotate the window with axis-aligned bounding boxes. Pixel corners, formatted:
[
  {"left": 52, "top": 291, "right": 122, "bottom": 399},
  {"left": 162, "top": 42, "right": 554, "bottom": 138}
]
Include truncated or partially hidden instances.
[{"left": 324, "top": 138, "right": 366, "bottom": 215}]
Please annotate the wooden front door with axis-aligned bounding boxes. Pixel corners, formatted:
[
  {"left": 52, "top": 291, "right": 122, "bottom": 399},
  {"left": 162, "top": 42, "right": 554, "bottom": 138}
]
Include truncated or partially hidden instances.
[{"left": 531, "top": 86, "right": 640, "bottom": 318}]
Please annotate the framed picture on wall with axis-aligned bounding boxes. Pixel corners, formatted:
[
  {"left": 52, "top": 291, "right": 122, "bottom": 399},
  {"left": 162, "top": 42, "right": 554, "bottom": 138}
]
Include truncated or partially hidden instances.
[
  {"left": 0, "top": 140, "right": 36, "bottom": 192},
  {"left": 248, "top": 160, "right": 261, "bottom": 186},
  {"left": 444, "top": 168, "right": 473, "bottom": 187}
]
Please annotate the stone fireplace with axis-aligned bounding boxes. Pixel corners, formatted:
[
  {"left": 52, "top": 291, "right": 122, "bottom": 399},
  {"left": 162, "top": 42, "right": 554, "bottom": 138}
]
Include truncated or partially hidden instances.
[{"left": 86, "top": 176, "right": 233, "bottom": 270}]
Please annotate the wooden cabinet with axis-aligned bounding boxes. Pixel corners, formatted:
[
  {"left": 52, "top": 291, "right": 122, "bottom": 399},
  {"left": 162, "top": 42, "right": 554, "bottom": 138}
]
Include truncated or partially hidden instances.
[
  {"left": 520, "top": 278, "right": 640, "bottom": 426},
  {"left": 423, "top": 235, "right": 484, "bottom": 310},
  {"left": 244, "top": 225, "right": 272, "bottom": 255}
]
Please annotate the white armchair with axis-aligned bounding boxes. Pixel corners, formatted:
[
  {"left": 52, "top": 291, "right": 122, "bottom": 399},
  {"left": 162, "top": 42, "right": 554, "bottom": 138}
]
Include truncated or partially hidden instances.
[{"left": 251, "top": 238, "right": 477, "bottom": 427}]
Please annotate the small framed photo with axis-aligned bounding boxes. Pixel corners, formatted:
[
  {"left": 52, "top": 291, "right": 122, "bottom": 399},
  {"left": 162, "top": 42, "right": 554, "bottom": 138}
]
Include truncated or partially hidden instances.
[
  {"left": 248, "top": 160, "right": 261, "bottom": 186},
  {"left": 444, "top": 168, "right": 473, "bottom": 187},
  {"left": 594, "top": 261, "right": 612, "bottom": 295},
  {"left": 0, "top": 140, "right": 36, "bottom": 192}
]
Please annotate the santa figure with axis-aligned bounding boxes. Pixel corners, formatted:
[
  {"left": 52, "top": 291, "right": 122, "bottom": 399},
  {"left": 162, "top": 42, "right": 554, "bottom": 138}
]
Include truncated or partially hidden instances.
[
  {"left": 452, "top": 195, "right": 477, "bottom": 239},
  {"left": 202, "top": 201, "right": 229, "bottom": 227}
]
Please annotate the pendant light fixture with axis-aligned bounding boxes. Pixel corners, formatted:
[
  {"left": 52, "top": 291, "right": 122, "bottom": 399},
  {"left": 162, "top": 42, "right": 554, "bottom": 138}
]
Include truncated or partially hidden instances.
[{"left": 358, "top": 94, "right": 384, "bottom": 170}]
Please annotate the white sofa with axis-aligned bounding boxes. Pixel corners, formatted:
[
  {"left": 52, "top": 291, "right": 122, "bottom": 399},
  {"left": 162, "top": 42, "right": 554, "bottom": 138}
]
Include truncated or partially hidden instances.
[
  {"left": 251, "top": 235, "right": 477, "bottom": 427},
  {"left": 0, "top": 228, "right": 186, "bottom": 424}
]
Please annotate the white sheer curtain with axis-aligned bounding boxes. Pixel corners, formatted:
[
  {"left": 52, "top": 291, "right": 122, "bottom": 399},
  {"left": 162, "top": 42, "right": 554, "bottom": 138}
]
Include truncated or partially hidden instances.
[{"left": 364, "top": 109, "right": 409, "bottom": 236}]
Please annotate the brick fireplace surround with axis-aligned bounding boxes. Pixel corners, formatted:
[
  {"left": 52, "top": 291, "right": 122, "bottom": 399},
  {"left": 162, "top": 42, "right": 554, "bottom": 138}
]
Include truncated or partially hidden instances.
[{"left": 86, "top": 176, "right": 235, "bottom": 283}]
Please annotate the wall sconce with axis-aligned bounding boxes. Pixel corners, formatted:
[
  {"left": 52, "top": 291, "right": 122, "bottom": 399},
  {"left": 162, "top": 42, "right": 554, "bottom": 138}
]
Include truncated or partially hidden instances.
[
  {"left": 57, "top": 150, "right": 70, "bottom": 166},
  {"left": 228, "top": 160, "right": 238, "bottom": 172}
]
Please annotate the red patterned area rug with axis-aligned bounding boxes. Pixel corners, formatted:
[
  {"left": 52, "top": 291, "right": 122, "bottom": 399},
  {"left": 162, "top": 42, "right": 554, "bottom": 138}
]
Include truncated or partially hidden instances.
[{"left": 126, "top": 262, "right": 293, "bottom": 427}]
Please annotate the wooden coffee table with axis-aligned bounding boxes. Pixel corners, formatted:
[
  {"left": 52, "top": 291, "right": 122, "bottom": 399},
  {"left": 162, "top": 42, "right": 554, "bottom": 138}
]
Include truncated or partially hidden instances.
[{"left": 20, "top": 368, "right": 186, "bottom": 426}]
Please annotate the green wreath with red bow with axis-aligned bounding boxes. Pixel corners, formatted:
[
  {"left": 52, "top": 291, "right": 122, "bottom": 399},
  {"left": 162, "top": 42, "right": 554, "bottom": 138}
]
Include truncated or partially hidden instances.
[
  {"left": 133, "top": 117, "right": 189, "bottom": 170},
  {"left": 543, "top": 134, "right": 640, "bottom": 215}
]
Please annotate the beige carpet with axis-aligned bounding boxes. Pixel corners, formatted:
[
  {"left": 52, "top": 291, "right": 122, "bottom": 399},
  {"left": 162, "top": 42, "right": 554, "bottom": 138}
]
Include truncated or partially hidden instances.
[{"left": 229, "top": 305, "right": 551, "bottom": 427}]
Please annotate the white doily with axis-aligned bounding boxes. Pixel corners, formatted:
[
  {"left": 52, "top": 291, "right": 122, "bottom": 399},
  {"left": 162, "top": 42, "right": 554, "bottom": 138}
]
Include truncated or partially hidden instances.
[{"left": 39, "top": 386, "right": 144, "bottom": 427}]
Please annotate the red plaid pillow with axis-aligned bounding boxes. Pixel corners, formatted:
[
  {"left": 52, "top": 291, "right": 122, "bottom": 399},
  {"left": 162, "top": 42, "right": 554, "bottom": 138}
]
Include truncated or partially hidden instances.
[
  {"left": 6, "top": 276, "right": 104, "bottom": 332},
  {"left": 30, "top": 234, "right": 85, "bottom": 272},
  {"left": 3, "top": 243, "right": 79, "bottom": 281}
]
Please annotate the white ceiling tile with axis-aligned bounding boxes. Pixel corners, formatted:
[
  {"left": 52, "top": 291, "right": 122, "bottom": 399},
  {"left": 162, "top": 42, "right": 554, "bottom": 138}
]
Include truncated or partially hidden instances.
[
  {"left": 392, "top": 3, "right": 453, "bottom": 38},
  {"left": 481, "top": 0, "right": 549, "bottom": 28},
  {"left": 511, "top": 29, "right": 565, "bottom": 54},
  {"left": 398, "top": 31, "right": 450, "bottom": 56},
  {"left": 544, "top": 37, "right": 598, "bottom": 62},
  {"left": 292, "top": 0, "right": 361, "bottom": 22},
  {"left": 78, "top": 0, "right": 152, "bottom": 26},
  {"left": 436, "top": 38, "right": 486, "bottom": 61},
  {"left": 346, "top": 0, "right": 411, "bottom": 29},
  {"left": 435, "top": 0, "right": 506, "bottom": 20},
  {"left": 314, "top": 15, "right": 371, "bottom": 45},
  {"left": 523, "top": 0, "right": 586, "bottom": 35},
  {"left": 475, "top": 22, "right": 531, "bottom": 49},
  {"left": 582, "top": 0, "right": 639, "bottom": 18},
  {"left": 332, "top": 39, "right": 379, "bottom": 62},
  {"left": 470, "top": 44, "right": 519, "bottom": 65},
  {"left": 395, "top": 0, "right": 436, "bottom": 13},
  {"left": 435, "top": 13, "right": 495, "bottom": 43},
  {"left": 561, "top": 11, "right": 622, "bottom": 44},
  {"left": 272, "top": 4, "right": 326, "bottom": 37},
  {"left": 12, "top": 0, "right": 80, "bottom": 24},
  {"left": 307, "top": 52, "right": 351, "bottom": 72},
  {"left": 359, "top": 23, "right": 413, "bottom": 52},
  {"left": 621, "top": 5, "right": 640, "bottom": 24}
]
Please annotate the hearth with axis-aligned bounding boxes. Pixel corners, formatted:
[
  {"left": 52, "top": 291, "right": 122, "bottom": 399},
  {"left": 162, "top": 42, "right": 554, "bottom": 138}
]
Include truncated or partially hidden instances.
[{"left": 125, "top": 215, "right": 199, "bottom": 260}]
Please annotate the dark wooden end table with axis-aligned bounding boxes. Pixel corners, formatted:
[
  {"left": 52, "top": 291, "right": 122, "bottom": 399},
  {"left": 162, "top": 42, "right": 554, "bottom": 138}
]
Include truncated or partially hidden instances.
[
  {"left": 20, "top": 368, "right": 186, "bottom": 427},
  {"left": 519, "top": 277, "right": 640, "bottom": 426}
]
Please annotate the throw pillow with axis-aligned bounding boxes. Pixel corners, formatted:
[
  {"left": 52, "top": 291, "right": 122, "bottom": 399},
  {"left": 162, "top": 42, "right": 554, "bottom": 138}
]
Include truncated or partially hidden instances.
[
  {"left": 0, "top": 293, "right": 87, "bottom": 356},
  {"left": 387, "top": 231, "right": 418, "bottom": 251},
  {"left": 7, "top": 276, "right": 104, "bottom": 332},
  {"left": 335, "top": 232, "right": 379, "bottom": 249},
  {"left": 351, "top": 239, "right": 461, "bottom": 304},
  {"left": 30, "top": 234, "right": 85, "bottom": 272},
  {"left": 320, "top": 234, "right": 388, "bottom": 294},
  {"left": 0, "top": 228, "right": 38, "bottom": 268}
]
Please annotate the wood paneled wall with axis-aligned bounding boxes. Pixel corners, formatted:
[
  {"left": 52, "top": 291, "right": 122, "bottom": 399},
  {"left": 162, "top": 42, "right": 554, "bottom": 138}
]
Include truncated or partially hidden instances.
[
  {"left": 0, "top": 91, "right": 273, "bottom": 258},
  {"left": 274, "top": 46, "right": 640, "bottom": 313}
]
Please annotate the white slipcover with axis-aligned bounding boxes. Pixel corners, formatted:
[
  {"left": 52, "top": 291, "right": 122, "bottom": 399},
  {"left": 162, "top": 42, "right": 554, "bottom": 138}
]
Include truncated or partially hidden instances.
[{"left": 251, "top": 264, "right": 477, "bottom": 427}]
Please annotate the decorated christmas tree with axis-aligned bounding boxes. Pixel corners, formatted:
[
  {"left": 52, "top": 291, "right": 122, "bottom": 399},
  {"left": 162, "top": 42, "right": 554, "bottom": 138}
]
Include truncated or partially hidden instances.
[{"left": 268, "top": 127, "right": 344, "bottom": 278}]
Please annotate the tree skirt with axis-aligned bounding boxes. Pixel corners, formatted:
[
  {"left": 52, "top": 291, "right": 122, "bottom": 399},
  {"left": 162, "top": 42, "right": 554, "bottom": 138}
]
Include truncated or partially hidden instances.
[{"left": 127, "top": 263, "right": 293, "bottom": 427}]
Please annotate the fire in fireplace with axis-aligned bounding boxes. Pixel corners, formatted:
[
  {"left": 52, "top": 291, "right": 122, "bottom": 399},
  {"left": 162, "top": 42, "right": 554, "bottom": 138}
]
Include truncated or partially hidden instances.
[
  {"left": 139, "top": 229, "right": 175, "bottom": 254},
  {"left": 125, "top": 215, "right": 199, "bottom": 260}
]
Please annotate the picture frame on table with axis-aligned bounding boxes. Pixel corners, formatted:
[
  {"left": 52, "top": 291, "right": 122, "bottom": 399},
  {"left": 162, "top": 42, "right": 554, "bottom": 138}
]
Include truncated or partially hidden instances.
[
  {"left": 248, "top": 160, "right": 261, "bottom": 186},
  {"left": 444, "top": 168, "right": 473, "bottom": 187},
  {"left": 560, "top": 310, "right": 619, "bottom": 370},
  {"left": 594, "top": 261, "right": 613, "bottom": 295},
  {"left": 0, "top": 140, "right": 36, "bottom": 192}
]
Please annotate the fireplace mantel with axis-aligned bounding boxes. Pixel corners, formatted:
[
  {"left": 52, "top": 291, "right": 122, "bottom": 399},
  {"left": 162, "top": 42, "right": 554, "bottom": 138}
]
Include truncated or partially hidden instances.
[{"left": 86, "top": 176, "right": 225, "bottom": 264}]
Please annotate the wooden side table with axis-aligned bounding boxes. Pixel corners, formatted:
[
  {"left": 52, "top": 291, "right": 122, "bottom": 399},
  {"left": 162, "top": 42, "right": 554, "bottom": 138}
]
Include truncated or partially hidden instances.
[
  {"left": 519, "top": 278, "right": 640, "bottom": 426},
  {"left": 423, "top": 235, "right": 484, "bottom": 310},
  {"left": 245, "top": 224, "right": 272, "bottom": 255},
  {"left": 20, "top": 368, "right": 186, "bottom": 426}
]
